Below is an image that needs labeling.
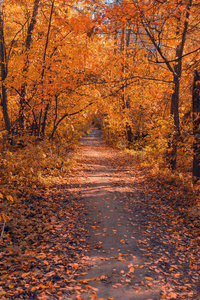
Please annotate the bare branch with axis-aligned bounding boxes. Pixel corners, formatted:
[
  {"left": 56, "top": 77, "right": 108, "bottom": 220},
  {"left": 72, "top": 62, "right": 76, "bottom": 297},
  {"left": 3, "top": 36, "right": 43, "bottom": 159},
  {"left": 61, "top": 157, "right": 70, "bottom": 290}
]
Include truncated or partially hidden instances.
[{"left": 149, "top": 47, "right": 200, "bottom": 64}]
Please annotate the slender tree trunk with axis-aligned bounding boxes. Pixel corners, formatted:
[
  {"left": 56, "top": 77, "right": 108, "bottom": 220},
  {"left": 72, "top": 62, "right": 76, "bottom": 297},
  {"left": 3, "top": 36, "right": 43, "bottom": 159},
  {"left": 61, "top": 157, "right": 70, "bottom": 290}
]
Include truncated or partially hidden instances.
[
  {"left": 113, "top": 29, "right": 118, "bottom": 55},
  {"left": 169, "top": 74, "right": 180, "bottom": 170},
  {"left": 41, "top": 103, "right": 50, "bottom": 136},
  {"left": 120, "top": 24, "right": 126, "bottom": 108},
  {"left": 51, "top": 94, "right": 58, "bottom": 139},
  {"left": 31, "top": 110, "right": 38, "bottom": 136},
  {"left": 0, "top": 3, "right": 10, "bottom": 133},
  {"left": 39, "top": 0, "right": 55, "bottom": 137},
  {"left": 120, "top": 23, "right": 133, "bottom": 145},
  {"left": 126, "top": 27, "right": 131, "bottom": 48},
  {"left": 192, "top": 70, "right": 200, "bottom": 183},
  {"left": 37, "top": 109, "right": 42, "bottom": 136},
  {"left": 19, "top": 0, "right": 40, "bottom": 130},
  {"left": 168, "top": 0, "right": 192, "bottom": 169}
]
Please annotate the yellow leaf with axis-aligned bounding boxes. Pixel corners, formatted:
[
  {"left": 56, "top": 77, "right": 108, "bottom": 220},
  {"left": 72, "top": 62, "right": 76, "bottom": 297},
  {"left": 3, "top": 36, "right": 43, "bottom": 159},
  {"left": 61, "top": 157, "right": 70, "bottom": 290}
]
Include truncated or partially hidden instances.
[
  {"left": 73, "top": 263, "right": 79, "bottom": 270},
  {"left": 9, "top": 283, "right": 15, "bottom": 289},
  {"left": 21, "top": 272, "right": 29, "bottom": 278},
  {"left": 85, "top": 285, "right": 99, "bottom": 291},
  {"left": 169, "top": 293, "right": 177, "bottom": 299},
  {"left": 128, "top": 263, "right": 133, "bottom": 268},
  {"left": 145, "top": 277, "right": 153, "bottom": 280},
  {"left": 129, "top": 267, "right": 135, "bottom": 273},
  {"left": 36, "top": 253, "right": 46, "bottom": 259},
  {"left": 38, "top": 292, "right": 48, "bottom": 300},
  {"left": 79, "top": 277, "right": 98, "bottom": 283},
  {"left": 0, "top": 289, "right": 6, "bottom": 296},
  {"left": 38, "top": 284, "right": 49, "bottom": 289},
  {"left": 100, "top": 275, "right": 108, "bottom": 280},
  {"left": 6, "top": 195, "right": 14, "bottom": 202},
  {"left": 0, "top": 192, "right": 4, "bottom": 199},
  {"left": 132, "top": 287, "right": 141, "bottom": 292},
  {"left": 118, "top": 257, "right": 125, "bottom": 261},
  {"left": 31, "top": 286, "right": 39, "bottom": 292},
  {"left": 139, "top": 265, "right": 144, "bottom": 269}
]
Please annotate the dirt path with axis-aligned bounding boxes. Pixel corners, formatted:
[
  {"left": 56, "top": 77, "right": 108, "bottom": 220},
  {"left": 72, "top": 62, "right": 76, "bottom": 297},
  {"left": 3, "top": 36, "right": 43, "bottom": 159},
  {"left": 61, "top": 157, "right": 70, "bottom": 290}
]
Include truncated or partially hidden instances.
[{"left": 66, "top": 128, "right": 199, "bottom": 300}]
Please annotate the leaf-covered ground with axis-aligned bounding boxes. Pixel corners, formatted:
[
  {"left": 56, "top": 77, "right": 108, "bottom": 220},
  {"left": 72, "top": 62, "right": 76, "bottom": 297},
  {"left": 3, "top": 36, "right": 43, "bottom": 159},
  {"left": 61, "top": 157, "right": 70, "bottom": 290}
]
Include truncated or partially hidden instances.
[
  {"left": 0, "top": 187, "right": 90, "bottom": 299},
  {"left": 0, "top": 128, "right": 199, "bottom": 299}
]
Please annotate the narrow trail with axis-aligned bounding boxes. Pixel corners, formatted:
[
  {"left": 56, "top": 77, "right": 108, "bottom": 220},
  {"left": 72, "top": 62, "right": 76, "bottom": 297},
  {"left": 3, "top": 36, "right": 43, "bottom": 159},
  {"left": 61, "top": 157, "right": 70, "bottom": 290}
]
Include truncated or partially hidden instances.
[{"left": 66, "top": 128, "right": 199, "bottom": 300}]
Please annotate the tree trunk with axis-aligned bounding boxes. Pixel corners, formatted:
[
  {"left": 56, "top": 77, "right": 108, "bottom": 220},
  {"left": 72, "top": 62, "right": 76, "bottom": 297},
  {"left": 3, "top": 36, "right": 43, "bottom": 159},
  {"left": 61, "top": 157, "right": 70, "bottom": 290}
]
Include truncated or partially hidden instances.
[
  {"left": 121, "top": 25, "right": 126, "bottom": 109},
  {"left": 120, "top": 23, "right": 134, "bottom": 145},
  {"left": 19, "top": 0, "right": 40, "bottom": 130},
  {"left": 38, "top": 0, "right": 55, "bottom": 137},
  {"left": 169, "top": 74, "right": 180, "bottom": 170},
  {"left": 41, "top": 103, "right": 50, "bottom": 137},
  {"left": 192, "top": 70, "right": 200, "bottom": 183},
  {"left": 126, "top": 124, "right": 133, "bottom": 145},
  {"left": 168, "top": 0, "right": 192, "bottom": 169},
  {"left": 0, "top": 3, "right": 10, "bottom": 133}
]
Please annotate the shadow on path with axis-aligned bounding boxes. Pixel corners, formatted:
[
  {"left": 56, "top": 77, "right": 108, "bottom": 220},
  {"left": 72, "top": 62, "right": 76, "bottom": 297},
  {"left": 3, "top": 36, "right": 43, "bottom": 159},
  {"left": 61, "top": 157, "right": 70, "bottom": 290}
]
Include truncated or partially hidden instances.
[{"left": 63, "top": 128, "right": 199, "bottom": 300}]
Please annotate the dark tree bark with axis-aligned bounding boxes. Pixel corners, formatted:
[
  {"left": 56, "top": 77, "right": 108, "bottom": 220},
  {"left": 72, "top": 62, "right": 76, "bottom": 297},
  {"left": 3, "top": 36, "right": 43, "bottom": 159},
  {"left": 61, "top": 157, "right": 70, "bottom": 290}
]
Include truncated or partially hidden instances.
[
  {"left": 41, "top": 103, "right": 50, "bottom": 137},
  {"left": 192, "top": 70, "right": 200, "bottom": 183},
  {"left": 0, "top": 3, "right": 10, "bottom": 133}
]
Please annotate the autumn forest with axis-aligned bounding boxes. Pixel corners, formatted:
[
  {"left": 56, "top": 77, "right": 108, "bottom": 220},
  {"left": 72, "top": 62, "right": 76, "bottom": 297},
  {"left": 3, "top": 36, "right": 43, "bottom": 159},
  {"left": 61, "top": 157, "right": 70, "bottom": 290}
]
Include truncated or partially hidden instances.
[{"left": 0, "top": 0, "right": 200, "bottom": 299}]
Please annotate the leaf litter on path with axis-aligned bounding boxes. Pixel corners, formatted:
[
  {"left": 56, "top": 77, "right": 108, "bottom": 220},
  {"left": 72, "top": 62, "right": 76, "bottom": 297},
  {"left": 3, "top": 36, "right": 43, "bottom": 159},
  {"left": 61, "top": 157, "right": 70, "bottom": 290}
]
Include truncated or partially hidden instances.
[
  {"left": 0, "top": 128, "right": 199, "bottom": 299},
  {"left": 67, "top": 129, "right": 199, "bottom": 299}
]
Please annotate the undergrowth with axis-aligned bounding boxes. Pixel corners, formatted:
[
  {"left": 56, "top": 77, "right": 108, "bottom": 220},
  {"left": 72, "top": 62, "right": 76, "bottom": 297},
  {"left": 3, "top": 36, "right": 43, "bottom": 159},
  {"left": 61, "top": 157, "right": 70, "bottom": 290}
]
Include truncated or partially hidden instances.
[
  {"left": 0, "top": 133, "right": 78, "bottom": 238},
  {"left": 125, "top": 147, "right": 200, "bottom": 209}
]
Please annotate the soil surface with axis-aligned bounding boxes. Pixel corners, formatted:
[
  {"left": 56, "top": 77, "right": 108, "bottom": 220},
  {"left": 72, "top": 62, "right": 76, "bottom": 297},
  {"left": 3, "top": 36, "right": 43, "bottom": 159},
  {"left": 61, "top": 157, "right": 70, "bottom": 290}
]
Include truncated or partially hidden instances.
[{"left": 65, "top": 128, "right": 199, "bottom": 300}]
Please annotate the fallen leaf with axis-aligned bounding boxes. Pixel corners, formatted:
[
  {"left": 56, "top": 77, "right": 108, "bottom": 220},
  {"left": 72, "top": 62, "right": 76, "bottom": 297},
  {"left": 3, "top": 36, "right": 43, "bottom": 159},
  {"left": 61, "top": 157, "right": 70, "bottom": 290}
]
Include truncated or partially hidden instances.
[
  {"left": 85, "top": 285, "right": 99, "bottom": 291},
  {"left": 129, "top": 267, "right": 135, "bottom": 273}
]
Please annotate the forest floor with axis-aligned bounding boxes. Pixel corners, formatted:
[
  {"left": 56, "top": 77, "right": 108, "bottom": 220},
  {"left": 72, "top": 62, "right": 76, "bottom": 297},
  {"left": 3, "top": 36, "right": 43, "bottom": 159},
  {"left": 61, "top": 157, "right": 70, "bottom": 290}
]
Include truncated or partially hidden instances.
[{"left": 0, "top": 128, "right": 199, "bottom": 300}]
